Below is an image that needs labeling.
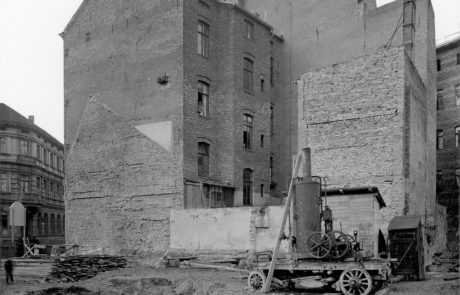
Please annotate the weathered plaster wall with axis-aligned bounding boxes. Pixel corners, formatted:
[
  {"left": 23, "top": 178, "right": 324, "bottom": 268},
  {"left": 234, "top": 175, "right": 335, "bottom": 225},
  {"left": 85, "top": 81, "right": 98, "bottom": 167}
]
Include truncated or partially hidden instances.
[{"left": 170, "top": 206, "right": 290, "bottom": 253}]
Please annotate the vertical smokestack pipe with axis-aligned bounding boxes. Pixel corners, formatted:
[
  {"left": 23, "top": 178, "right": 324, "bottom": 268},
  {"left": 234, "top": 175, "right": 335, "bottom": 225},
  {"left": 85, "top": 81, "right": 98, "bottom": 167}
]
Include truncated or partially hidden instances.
[
  {"left": 28, "top": 115, "right": 34, "bottom": 123},
  {"left": 302, "top": 147, "right": 312, "bottom": 180}
]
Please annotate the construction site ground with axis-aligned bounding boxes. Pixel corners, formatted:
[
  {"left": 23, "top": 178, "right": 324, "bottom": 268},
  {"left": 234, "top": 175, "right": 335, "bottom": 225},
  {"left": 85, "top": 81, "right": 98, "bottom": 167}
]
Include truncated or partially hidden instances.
[{"left": 0, "top": 263, "right": 458, "bottom": 295}]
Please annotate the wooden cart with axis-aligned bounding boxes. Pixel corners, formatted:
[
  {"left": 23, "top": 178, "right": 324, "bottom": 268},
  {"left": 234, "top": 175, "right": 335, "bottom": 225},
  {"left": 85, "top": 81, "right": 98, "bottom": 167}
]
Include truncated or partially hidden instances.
[{"left": 248, "top": 258, "right": 391, "bottom": 295}]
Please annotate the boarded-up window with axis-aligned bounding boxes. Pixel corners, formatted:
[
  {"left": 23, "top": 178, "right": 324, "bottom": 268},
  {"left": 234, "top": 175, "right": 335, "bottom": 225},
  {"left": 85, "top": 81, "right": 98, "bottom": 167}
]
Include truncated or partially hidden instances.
[
  {"left": 243, "top": 168, "right": 253, "bottom": 205},
  {"left": 198, "top": 142, "right": 209, "bottom": 178}
]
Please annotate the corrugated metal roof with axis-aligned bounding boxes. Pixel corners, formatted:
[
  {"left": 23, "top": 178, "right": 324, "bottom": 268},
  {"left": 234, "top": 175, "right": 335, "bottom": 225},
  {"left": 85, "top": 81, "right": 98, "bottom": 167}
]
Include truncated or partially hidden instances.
[{"left": 388, "top": 215, "right": 421, "bottom": 231}]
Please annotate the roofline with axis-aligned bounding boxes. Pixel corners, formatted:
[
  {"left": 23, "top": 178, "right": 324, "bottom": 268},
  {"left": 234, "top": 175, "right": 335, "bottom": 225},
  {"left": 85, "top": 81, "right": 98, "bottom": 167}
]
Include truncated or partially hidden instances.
[
  {"left": 61, "top": 0, "right": 90, "bottom": 36},
  {"left": 231, "top": 3, "right": 284, "bottom": 41},
  {"left": 324, "top": 186, "right": 386, "bottom": 208},
  {"left": 436, "top": 35, "right": 460, "bottom": 53}
]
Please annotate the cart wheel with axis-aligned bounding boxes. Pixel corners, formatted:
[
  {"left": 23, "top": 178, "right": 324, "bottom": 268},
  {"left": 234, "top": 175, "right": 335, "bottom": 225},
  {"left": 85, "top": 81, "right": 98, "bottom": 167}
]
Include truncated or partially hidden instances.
[
  {"left": 339, "top": 267, "right": 372, "bottom": 295},
  {"left": 248, "top": 270, "right": 266, "bottom": 291},
  {"left": 306, "top": 232, "right": 331, "bottom": 259},
  {"left": 330, "top": 231, "right": 350, "bottom": 259}
]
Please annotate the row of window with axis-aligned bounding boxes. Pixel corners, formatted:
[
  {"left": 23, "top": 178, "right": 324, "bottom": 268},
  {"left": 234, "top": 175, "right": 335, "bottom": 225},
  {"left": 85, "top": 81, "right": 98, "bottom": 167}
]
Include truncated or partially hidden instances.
[
  {"left": 436, "top": 127, "right": 460, "bottom": 150},
  {"left": 437, "top": 53, "right": 460, "bottom": 71},
  {"left": 437, "top": 84, "right": 460, "bottom": 109},
  {"left": 197, "top": 20, "right": 275, "bottom": 94},
  {"left": 1, "top": 212, "right": 64, "bottom": 236},
  {"left": 0, "top": 137, "right": 64, "bottom": 172},
  {"left": 0, "top": 172, "right": 63, "bottom": 199}
]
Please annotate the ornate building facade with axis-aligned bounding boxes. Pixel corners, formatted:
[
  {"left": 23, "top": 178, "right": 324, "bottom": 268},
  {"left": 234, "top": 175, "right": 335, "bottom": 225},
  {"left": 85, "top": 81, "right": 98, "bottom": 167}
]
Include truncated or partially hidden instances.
[{"left": 0, "top": 103, "right": 65, "bottom": 257}]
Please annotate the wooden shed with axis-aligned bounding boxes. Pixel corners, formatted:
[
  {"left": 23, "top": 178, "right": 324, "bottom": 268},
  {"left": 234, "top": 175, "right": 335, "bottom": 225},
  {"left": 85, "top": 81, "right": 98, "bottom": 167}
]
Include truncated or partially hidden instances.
[{"left": 322, "top": 187, "right": 386, "bottom": 257}]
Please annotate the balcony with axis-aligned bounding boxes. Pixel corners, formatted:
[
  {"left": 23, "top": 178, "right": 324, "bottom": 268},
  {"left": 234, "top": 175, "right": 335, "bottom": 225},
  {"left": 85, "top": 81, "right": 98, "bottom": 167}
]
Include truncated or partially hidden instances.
[{"left": 0, "top": 192, "right": 64, "bottom": 208}]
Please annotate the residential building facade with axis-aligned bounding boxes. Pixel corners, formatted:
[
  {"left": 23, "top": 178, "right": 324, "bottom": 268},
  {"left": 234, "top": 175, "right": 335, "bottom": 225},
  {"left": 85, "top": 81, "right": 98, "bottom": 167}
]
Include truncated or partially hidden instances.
[
  {"left": 63, "top": 0, "right": 440, "bottom": 259},
  {"left": 0, "top": 103, "right": 65, "bottom": 257},
  {"left": 436, "top": 36, "right": 460, "bottom": 252},
  {"left": 62, "top": 0, "right": 282, "bottom": 256}
]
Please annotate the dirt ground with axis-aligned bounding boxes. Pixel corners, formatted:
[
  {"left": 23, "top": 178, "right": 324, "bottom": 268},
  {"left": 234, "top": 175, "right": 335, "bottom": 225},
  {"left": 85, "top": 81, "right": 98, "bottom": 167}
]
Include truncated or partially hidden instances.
[{"left": 0, "top": 265, "right": 458, "bottom": 295}]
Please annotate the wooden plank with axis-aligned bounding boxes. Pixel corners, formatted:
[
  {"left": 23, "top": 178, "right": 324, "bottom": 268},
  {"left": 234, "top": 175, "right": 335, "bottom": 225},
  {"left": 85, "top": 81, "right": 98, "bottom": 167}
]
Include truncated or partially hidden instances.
[{"left": 262, "top": 152, "right": 302, "bottom": 293}]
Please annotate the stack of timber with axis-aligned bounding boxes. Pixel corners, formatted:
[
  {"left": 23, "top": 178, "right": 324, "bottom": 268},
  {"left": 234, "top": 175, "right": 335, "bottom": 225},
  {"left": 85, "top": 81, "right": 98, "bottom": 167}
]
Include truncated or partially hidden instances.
[
  {"left": 165, "top": 249, "right": 251, "bottom": 273},
  {"left": 47, "top": 255, "right": 127, "bottom": 282},
  {"left": 0, "top": 258, "right": 57, "bottom": 282}
]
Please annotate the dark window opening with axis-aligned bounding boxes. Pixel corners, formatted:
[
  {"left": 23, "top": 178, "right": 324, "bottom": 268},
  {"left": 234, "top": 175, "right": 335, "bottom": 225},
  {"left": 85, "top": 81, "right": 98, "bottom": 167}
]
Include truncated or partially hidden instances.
[
  {"left": 198, "top": 142, "right": 210, "bottom": 178},
  {"left": 457, "top": 53, "right": 460, "bottom": 65},
  {"left": 243, "top": 58, "right": 254, "bottom": 91},
  {"left": 437, "top": 95, "right": 443, "bottom": 111},
  {"left": 243, "top": 169, "right": 253, "bottom": 205},
  {"left": 260, "top": 184, "right": 264, "bottom": 198},
  {"left": 436, "top": 130, "right": 443, "bottom": 150},
  {"left": 198, "top": 21, "right": 209, "bottom": 57},
  {"left": 1, "top": 212, "right": 7, "bottom": 229},
  {"left": 270, "top": 57, "right": 274, "bottom": 86},
  {"left": 437, "top": 59, "right": 441, "bottom": 71},
  {"left": 243, "top": 114, "right": 253, "bottom": 150},
  {"left": 260, "top": 79, "right": 265, "bottom": 92},
  {"left": 260, "top": 135, "right": 264, "bottom": 148},
  {"left": 244, "top": 20, "right": 254, "bottom": 39},
  {"left": 270, "top": 104, "right": 274, "bottom": 136},
  {"left": 197, "top": 81, "right": 209, "bottom": 117}
]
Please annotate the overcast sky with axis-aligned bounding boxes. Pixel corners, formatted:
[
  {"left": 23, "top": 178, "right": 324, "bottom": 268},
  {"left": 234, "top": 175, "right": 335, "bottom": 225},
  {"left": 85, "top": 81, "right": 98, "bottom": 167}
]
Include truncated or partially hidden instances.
[{"left": 0, "top": 0, "right": 459, "bottom": 143}]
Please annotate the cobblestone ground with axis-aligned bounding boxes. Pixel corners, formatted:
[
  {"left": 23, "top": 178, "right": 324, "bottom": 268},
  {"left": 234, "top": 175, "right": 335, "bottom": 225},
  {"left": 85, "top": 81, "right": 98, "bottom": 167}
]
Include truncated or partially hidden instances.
[{"left": 0, "top": 266, "right": 458, "bottom": 295}]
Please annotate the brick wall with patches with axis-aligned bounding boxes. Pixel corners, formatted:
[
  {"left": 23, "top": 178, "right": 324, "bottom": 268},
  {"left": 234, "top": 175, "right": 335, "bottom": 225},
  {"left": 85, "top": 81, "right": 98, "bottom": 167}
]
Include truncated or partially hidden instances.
[
  {"left": 298, "top": 46, "right": 437, "bottom": 264},
  {"left": 62, "top": 0, "right": 184, "bottom": 256}
]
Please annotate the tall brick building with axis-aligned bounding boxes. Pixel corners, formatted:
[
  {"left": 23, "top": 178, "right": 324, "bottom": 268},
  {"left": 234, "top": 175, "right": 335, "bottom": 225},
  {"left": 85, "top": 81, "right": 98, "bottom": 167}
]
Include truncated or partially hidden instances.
[
  {"left": 0, "top": 104, "right": 65, "bottom": 257},
  {"left": 436, "top": 36, "right": 460, "bottom": 252},
  {"left": 297, "top": 0, "right": 439, "bottom": 261},
  {"left": 62, "top": 0, "right": 283, "bottom": 255},
  {"left": 63, "top": 0, "right": 441, "bottom": 257}
]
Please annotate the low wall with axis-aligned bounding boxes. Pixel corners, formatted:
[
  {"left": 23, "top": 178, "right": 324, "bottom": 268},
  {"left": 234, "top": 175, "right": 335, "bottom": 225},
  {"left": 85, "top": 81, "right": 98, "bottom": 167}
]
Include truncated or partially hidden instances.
[{"left": 170, "top": 206, "right": 289, "bottom": 254}]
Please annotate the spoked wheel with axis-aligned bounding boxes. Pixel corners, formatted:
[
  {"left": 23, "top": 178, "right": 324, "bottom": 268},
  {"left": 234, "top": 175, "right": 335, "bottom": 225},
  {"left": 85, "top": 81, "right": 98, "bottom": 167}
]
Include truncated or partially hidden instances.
[
  {"left": 248, "top": 270, "right": 266, "bottom": 291},
  {"left": 329, "top": 231, "right": 350, "bottom": 259},
  {"left": 339, "top": 267, "right": 373, "bottom": 295},
  {"left": 306, "top": 232, "right": 331, "bottom": 259}
]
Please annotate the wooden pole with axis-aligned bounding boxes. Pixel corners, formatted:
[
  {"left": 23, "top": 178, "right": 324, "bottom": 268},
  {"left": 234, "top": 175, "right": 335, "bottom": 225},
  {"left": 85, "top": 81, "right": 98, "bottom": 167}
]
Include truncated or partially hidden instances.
[{"left": 262, "top": 152, "right": 302, "bottom": 293}]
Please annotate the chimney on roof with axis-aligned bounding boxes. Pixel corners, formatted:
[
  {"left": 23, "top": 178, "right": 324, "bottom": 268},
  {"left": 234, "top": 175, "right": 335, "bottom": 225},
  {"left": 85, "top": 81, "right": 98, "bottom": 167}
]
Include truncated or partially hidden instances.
[{"left": 28, "top": 115, "right": 34, "bottom": 123}]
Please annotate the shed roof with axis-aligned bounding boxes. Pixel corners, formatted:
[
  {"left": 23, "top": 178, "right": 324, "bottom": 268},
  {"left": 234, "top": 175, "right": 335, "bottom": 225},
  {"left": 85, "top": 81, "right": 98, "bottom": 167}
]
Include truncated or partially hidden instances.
[
  {"left": 388, "top": 215, "right": 422, "bottom": 231},
  {"left": 324, "top": 186, "right": 386, "bottom": 209}
]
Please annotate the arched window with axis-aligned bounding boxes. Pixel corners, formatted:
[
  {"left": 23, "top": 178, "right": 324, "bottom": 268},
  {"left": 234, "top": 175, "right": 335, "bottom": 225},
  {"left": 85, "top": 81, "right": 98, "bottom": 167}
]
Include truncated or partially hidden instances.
[
  {"left": 37, "top": 213, "right": 42, "bottom": 236},
  {"left": 243, "top": 169, "right": 253, "bottom": 206},
  {"left": 43, "top": 213, "right": 48, "bottom": 236},
  {"left": 51, "top": 214, "right": 55, "bottom": 235}
]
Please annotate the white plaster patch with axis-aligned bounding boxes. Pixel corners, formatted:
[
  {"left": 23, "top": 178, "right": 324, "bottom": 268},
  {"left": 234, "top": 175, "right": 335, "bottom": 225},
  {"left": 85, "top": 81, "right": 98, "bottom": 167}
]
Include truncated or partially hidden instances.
[{"left": 135, "top": 121, "right": 172, "bottom": 152}]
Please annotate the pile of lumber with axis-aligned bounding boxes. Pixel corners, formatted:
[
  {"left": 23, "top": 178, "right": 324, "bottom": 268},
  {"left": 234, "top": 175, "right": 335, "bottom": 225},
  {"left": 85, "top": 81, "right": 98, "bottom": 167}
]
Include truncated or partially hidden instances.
[
  {"left": 47, "top": 255, "right": 127, "bottom": 282},
  {"left": 164, "top": 249, "right": 252, "bottom": 273}
]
